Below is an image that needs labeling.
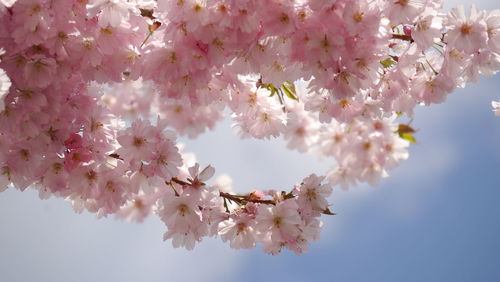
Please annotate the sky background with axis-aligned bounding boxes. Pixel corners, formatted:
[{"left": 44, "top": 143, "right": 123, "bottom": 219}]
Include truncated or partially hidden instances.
[{"left": 1, "top": 1, "right": 500, "bottom": 281}]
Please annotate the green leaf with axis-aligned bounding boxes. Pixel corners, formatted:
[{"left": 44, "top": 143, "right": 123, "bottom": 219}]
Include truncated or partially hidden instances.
[
  {"left": 281, "top": 81, "right": 298, "bottom": 101},
  {"left": 265, "top": 83, "right": 277, "bottom": 97},
  {"left": 380, "top": 57, "right": 396, "bottom": 68},
  {"left": 396, "top": 124, "right": 417, "bottom": 144},
  {"left": 399, "top": 132, "right": 417, "bottom": 144}
]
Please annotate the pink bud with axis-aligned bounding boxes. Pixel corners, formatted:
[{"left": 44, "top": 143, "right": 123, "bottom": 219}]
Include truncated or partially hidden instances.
[
  {"left": 403, "top": 26, "right": 413, "bottom": 36},
  {"left": 64, "top": 133, "right": 83, "bottom": 150}
]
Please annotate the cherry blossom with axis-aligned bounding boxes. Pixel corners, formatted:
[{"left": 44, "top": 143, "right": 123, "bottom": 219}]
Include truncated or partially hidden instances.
[{"left": 0, "top": 0, "right": 498, "bottom": 255}]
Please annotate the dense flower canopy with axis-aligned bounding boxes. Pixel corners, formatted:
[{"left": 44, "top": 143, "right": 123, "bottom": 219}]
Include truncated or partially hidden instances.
[{"left": 0, "top": 0, "right": 498, "bottom": 254}]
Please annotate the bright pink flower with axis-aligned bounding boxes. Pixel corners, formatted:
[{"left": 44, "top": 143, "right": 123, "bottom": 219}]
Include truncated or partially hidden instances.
[
  {"left": 64, "top": 133, "right": 84, "bottom": 150},
  {"left": 64, "top": 147, "right": 93, "bottom": 172}
]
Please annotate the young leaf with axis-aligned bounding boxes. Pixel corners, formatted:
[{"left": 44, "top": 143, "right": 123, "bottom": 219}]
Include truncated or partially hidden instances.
[
  {"left": 400, "top": 132, "right": 417, "bottom": 144},
  {"left": 323, "top": 207, "right": 336, "bottom": 215},
  {"left": 265, "top": 83, "right": 277, "bottom": 97},
  {"left": 397, "top": 124, "right": 417, "bottom": 143},
  {"left": 397, "top": 124, "right": 416, "bottom": 134},
  {"left": 281, "top": 81, "right": 298, "bottom": 101},
  {"left": 380, "top": 57, "right": 396, "bottom": 68}
]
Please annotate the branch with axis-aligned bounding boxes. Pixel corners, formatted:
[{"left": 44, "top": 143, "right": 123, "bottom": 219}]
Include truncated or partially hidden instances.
[
  {"left": 219, "top": 191, "right": 276, "bottom": 205},
  {"left": 391, "top": 34, "right": 413, "bottom": 41}
]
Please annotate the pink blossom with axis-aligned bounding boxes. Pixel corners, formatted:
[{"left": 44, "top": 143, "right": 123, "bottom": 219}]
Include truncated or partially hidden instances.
[
  {"left": 117, "top": 191, "right": 162, "bottom": 223},
  {"left": 147, "top": 138, "right": 182, "bottom": 180},
  {"left": 294, "top": 174, "right": 332, "bottom": 215},
  {"left": 445, "top": 5, "right": 488, "bottom": 54},
  {"left": 158, "top": 191, "right": 207, "bottom": 250},
  {"left": 64, "top": 133, "right": 84, "bottom": 150},
  {"left": 219, "top": 213, "right": 257, "bottom": 249},
  {"left": 23, "top": 55, "right": 57, "bottom": 88},
  {"left": 387, "top": 0, "right": 427, "bottom": 25},
  {"left": 64, "top": 147, "right": 93, "bottom": 172},
  {"left": 0, "top": 0, "right": 498, "bottom": 255},
  {"left": 256, "top": 200, "right": 301, "bottom": 248},
  {"left": 412, "top": 14, "right": 443, "bottom": 50},
  {"left": 116, "top": 119, "right": 159, "bottom": 164},
  {"left": 87, "top": 0, "right": 136, "bottom": 28}
]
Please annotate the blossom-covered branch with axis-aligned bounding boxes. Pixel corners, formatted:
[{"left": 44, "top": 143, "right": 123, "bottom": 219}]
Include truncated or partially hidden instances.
[{"left": 0, "top": 0, "right": 498, "bottom": 254}]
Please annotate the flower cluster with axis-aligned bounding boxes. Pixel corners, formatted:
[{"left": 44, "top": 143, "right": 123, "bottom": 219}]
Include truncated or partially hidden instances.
[
  {"left": 159, "top": 169, "right": 332, "bottom": 254},
  {"left": 0, "top": 0, "right": 498, "bottom": 254}
]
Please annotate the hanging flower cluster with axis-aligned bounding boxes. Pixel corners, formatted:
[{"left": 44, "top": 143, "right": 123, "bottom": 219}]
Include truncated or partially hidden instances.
[{"left": 0, "top": 0, "right": 498, "bottom": 254}]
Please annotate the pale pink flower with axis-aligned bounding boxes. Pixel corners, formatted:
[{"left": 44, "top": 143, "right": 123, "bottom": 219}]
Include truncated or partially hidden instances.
[
  {"left": 95, "top": 167, "right": 130, "bottom": 216},
  {"left": 23, "top": 55, "right": 57, "bottom": 88},
  {"left": 233, "top": 91, "right": 287, "bottom": 140},
  {"left": 445, "top": 5, "right": 488, "bottom": 54},
  {"left": 412, "top": 14, "right": 443, "bottom": 50},
  {"left": 287, "top": 218, "right": 323, "bottom": 255},
  {"left": 328, "top": 97, "right": 364, "bottom": 123},
  {"left": 256, "top": 200, "right": 301, "bottom": 243},
  {"left": 38, "top": 159, "right": 68, "bottom": 193},
  {"left": 68, "top": 36, "right": 103, "bottom": 68},
  {"left": 380, "top": 136, "right": 410, "bottom": 170},
  {"left": 343, "top": 0, "right": 382, "bottom": 37},
  {"left": 387, "top": 0, "right": 427, "bottom": 25},
  {"left": 411, "top": 74, "right": 455, "bottom": 105},
  {"left": 87, "top": 0, "right": 135, "bottom": 27},
  {"left": 318, "top": 122, "right": 349, "bottom": 159},
  {"left": 360, "top": 161, "right": 388, "bottom": 186},
  {"left": 485, "top": 10, "right": 500, "bottom": 53},
  {"left": 219, "top": 213, "right": 257, "bottom": 249},
  {"left": 116, "top": 119, "right": 159, "bottom": 163},
  {"left": 159, "top": 192, "right": 207, "bottom": 250},
  {"left": 283, "top": 104, "right": 318, "bottom": 153},
  {"left": 116, "top": 192, "right": 162, "bottom": 223},
  {"left": 147, "top": 139, "right": 182, "bottom": 180},
  {"left": 295, "top": 174, "right": 332, "bottom": 214},
  {"left": 67, "top": 164, "right": 100, "bottom": 201},
  {"left": 187, "top": 163, "right": 215, "bottom": 185},
  {"left": 326, "top": 165, "right": 359, "bottom": 190}
]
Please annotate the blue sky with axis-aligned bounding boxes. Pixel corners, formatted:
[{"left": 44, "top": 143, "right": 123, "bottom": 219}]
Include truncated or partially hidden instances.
[{"left": 1, "top": 1, "right": 499, "bottom": 281}]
